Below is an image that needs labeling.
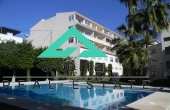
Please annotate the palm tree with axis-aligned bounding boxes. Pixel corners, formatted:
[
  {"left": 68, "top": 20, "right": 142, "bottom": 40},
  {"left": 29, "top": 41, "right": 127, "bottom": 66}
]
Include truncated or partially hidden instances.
[
  {"left": 117, "top": 0, "right": 138, "bottom": 13},
  {"left": 64, "top": 56, "right": 76, "bottom": 76},
  {"left": 111, "top": 23, "right": 150, "bottom": 76},
  {"left": 111, "top": 38, "right": 149, "bottom": 76},
  {"left": 126, "top": 0, "right": 170, "bottom": 38}
]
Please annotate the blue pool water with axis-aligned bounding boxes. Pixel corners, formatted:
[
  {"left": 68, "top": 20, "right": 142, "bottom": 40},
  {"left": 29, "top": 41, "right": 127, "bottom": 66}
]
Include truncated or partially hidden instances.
[{"left": 0, "top": 83, "right": 157, "bottom": 110}]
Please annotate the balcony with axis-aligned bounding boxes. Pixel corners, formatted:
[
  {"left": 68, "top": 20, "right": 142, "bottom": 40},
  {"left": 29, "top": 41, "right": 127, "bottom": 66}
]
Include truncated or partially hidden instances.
[
  {"left": 76, "top": 19, "right": 92, "bottom": 28},
  {"left": 80, "top": 32, "right": 113, "bottom": 47}
]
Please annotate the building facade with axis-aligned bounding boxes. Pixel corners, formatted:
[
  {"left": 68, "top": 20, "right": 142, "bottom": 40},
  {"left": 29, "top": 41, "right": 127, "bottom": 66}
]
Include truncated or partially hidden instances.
[
  {"left": 26, "top": 12, "right": 125, "bottom": 76},
  {"left": 147, "top": 30, "right": 170, "bottom": 82},
  {"left": 0, "top": 27, "right": 23, "bottom": 43},
  {"left": 161, "top": 29, "right": 170, "bottom": 79}
]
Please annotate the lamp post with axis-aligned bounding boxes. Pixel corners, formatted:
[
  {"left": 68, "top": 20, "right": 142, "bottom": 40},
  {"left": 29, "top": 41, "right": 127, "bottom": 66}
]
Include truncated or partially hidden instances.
[{"left": 160, "top": 62, "right": 164, "bottom": 87}]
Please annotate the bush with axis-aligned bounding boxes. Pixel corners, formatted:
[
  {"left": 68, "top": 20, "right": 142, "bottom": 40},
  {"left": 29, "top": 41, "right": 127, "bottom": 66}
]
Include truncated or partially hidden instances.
[
  {"left": 80, "top": 60, "right": 89, "bottom": 76},
  {"left": 89, "top": 60, "right": 94, "bottom": 76}
]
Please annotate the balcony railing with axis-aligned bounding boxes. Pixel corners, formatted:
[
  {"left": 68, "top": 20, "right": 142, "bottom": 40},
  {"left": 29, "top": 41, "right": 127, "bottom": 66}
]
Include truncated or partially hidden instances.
[{"left": 78, "top": 32, "right": 113, "bottom": 47}]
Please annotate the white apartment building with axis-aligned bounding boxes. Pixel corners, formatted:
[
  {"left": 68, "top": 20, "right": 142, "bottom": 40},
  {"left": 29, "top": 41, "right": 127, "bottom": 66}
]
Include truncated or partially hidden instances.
[
  {"left": 147, "top": 30, "right": 170, "bottom": 82},
  {"left": 26, "top": 12, "right": 125, "bottom": 76},
  {"left": 0, "top": 27, "right": 23, "bottom": 43}
]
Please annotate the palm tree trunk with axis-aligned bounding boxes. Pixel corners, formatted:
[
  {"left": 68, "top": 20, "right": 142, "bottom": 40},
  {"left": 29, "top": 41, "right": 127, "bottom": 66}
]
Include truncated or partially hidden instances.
[
  {"left": 50, "top": 70, "right": 55, "bottom": 80},
  {"left": 27, "top": 68, "right": 31, "bottom": 82},
  {"left": 46, "top": 72, "right": 49, "bottom": 81},
  {"left": 11, "top": 69, "right": 16, "bottom": 82},
  {"left": 140, "top": 68, "right": 143, "bottom": 76}
]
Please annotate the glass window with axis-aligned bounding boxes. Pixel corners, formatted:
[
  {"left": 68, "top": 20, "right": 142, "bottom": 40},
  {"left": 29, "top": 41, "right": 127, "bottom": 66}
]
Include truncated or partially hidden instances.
[
  {"left": 151, "top": 49, "right": 156, "bottom": 54},
  {"left": 115, "top": 58, "right": 119, "bottom": 63},
  {"left": 164, "top": 37, "right": 170, "bottom": 42},
  {"left": 106, "top": 38, "right": 110, "bottom": 43},
  {"left": 152, "top": 71, "right": 157, "bottom": 77},
  {"left": 110, "top": 57, "right": 113, "bottom": 62},
  {"left": 85, "top": 20, "right": 90, "bottom": 26},
  {"left": 165, "top": 47, "right": 170, "bottom": 55},
  {"left": 117, "top": 94, "right": 119, "bottom": 98},
  {"left": 69, "top": 15, "right": 74, "bottom": 21},
  {"left": 111, "top": 95, "right": 114, "bottom": 99},
  {"left": 151, "top": 60, "right": 157, "bottom": 65},
  {"left": 166, "top": 61, "right": 170, "bottom": 69},
  {"left": 68, "top": 37, "right": 74, "bottom": 43}
]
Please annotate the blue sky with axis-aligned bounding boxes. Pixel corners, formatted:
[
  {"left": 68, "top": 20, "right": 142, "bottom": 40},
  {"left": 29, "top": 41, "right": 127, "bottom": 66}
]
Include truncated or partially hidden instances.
[{"left": 0, "top": 0, "right": 161, "bottom": 41}]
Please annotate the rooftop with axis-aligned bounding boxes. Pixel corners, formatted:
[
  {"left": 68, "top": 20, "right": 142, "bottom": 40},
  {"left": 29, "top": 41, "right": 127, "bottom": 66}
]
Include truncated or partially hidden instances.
[{"left": 0, "top": 27, "right": 21, "bottom": 35}]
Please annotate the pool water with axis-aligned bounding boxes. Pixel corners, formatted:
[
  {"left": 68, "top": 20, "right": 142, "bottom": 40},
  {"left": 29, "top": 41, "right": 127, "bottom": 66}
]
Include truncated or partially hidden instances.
[{"left": 0, "top": 83, "right": 156, "bottom": 110}]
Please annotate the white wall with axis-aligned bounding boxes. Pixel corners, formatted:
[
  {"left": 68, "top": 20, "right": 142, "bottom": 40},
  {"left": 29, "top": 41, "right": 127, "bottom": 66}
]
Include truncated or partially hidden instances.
[
  {"left": 80, "top": 48, "right": 123, "bottom": 76},
  {"left": 0, "top": 33, "right": 23, "bottom": 43}
]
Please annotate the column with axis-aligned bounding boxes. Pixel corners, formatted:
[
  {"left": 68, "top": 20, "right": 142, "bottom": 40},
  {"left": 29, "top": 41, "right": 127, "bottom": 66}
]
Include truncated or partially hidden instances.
[
  {"left": 90, "top": 23, "right": 92, "bottom": 28},
  {"left": 102, "top": 29, "right": 104, "bottom": 33},
  {"left": 103, "top": 46, "right": 106, "bottom": 51},
  {"left": 96, "top": 26, "right": 98, "bottom": 30}
]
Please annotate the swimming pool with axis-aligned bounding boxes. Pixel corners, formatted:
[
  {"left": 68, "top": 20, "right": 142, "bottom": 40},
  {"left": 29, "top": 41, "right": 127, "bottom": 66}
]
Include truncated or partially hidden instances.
[{"left": 0, "top": 83, "right": 157, "bottom": 110}]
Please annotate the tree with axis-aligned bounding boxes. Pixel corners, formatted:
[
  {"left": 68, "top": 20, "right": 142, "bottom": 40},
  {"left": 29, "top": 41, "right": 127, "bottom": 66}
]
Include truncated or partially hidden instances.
[
  {"left": 111, "top": 38, "right": 149, "bottom": 76},
  {"left": 16, "top": 41, "right": 35, "bottom": 82},
  {"left": 34, "top": 47, "right": 58, "bottom": 81},
  {"left": 115, "top": 22, "right": 152, "bottom": 76},
  {"left": 108, "top": 64, "right": 113, "bottom": 76},
  {"left": 89, "top": 60, "right": 94, "bottom": 76},
  {"left": 0, "top": 40, "right": 18, "bottom": 82},
  {"left": 117, "top": 0, "right": 138, "bottom": 13},
  {"left": 81, "top": 60, "right": 89, "bottom": 77},
  {"left": 64, "top": 56, "right": 76, "bottom": 76},
  {"left": 126, "top": 0, "right": 170, "bottom": 38}
]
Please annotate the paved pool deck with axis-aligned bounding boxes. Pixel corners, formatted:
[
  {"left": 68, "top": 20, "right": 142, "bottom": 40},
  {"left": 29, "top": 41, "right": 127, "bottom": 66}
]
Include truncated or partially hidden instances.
[
  {"left": 125, "top": 90, "right": 170, "bottom": 110},
  {"left": 0, "top": 80, "right": 169, "bottom": 110}
]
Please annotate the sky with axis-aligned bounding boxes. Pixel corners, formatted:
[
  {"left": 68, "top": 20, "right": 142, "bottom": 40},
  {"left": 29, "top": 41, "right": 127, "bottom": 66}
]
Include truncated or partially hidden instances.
[{"left": 0, "top": 0, "right": 161, "bottom": 41}]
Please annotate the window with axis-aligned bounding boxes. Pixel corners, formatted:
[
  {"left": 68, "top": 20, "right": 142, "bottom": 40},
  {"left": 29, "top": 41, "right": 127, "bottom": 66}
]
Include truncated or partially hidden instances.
[
  {"left": 164, "top": 37, "right": 170, "bottom": 42},
  {"left": 106, "top": 38, "right": 110, "bottom": 43},
  {"left": 151, "top": 71, "right": 157, "bottom": 77},
  {"left": 69, "top": 15, "right": 74, "bottom": 21},
  {"left": 68, "top": 37, "right": 74, "bottom": 43},
  {"left": 151, "top": 60, "right": 157, "bottom": 65},
  {"left": 120, "top": 92, "right": 123, "bottom": 97},
  {"left": 166, "top": 61, "right": 170, "bottom": 69},
  {"left": 110, "top": 57, "right": 113, "bottom": 62},
  {"left": 85, "top": 20, "right": 90, "bottom": 26},
  {"left": 165, "top": 47, "right": 170, "bottom": 55},
  {"left": 115, "top": 58, "right": 119, "bottom": 63},
  {"left": 117, "top": 94, "right": 119, "bottom": 98},
  {"left": 111, "top": 95, "right": 114, "bottom": 99},
  {"left": 151, "top": 49, "right": 156, "bottom": 54}
]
